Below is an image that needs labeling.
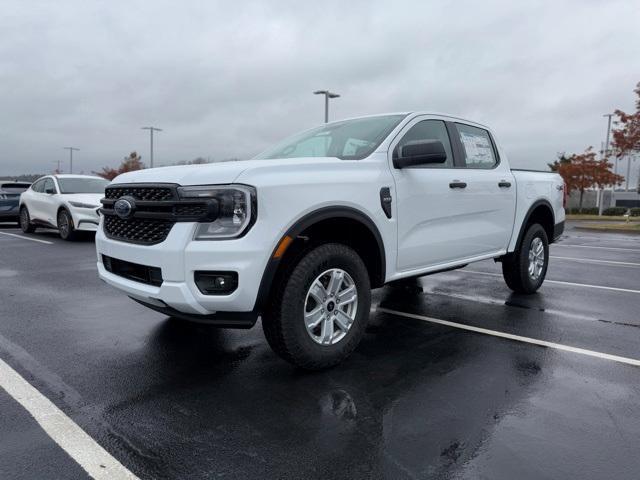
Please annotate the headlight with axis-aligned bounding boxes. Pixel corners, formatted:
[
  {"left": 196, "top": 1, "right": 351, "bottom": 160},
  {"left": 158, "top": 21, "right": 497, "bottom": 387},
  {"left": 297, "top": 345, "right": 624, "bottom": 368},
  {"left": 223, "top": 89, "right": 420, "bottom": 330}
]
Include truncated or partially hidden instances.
[
  {"left": 178, "top": 185, "right": 256, "bottom": 240},
  {"left": 69, "top": 201, "right": 99, "bottom": 209}
]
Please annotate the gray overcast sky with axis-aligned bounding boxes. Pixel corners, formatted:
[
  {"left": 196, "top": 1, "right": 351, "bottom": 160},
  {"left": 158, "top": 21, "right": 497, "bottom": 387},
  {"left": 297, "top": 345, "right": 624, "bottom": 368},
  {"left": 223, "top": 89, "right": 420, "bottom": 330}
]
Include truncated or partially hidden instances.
[{"left": 1, "top": 0, "right": 639, "bottom": 175}]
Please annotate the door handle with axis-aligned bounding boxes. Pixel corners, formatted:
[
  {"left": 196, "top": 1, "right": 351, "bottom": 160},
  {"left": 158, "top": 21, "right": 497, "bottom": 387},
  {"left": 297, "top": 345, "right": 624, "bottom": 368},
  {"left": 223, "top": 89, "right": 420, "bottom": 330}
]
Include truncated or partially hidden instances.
[
  {"left": 498, "top": 180, "right": 512, "bottom": 188},
  {"left": 449, "top": 181, "right": 467, "bottom": 189}
]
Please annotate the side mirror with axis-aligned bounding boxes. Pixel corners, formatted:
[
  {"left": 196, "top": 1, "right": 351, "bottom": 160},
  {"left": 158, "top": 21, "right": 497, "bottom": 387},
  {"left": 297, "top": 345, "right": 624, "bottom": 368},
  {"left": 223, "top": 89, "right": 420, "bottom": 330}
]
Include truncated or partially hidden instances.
[
  {"left": 393, "top": 140, "right": 447, "bottom": 169},
  {"left": 45, "top": 187, "right": 55, "bottom": 194}
]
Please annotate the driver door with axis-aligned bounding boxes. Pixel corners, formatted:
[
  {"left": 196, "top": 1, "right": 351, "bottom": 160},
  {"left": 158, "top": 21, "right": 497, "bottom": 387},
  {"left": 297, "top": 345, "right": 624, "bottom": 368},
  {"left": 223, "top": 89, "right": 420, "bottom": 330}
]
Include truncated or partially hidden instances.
[
  {"left": 40, "top": 177, "right": 59, "bottom": 226},
  {"left": 389, "top": 117, "right": 476, "bottom": 271}
]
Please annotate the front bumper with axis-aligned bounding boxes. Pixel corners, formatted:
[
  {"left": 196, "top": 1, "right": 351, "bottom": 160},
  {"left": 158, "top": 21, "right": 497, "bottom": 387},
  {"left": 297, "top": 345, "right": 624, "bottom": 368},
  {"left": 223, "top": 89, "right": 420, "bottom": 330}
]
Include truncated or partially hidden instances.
[
  {"left": 71, "top": 207, "right": 100, "bottom": 231},
  {"left": 95, "top": 219, "right": 272, "bottom": 319}
]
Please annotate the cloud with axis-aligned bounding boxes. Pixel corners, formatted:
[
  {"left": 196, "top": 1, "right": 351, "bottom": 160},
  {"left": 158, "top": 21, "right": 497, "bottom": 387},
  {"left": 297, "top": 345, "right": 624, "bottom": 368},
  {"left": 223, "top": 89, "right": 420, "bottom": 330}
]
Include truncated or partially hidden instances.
[{"left": 1, "top": 0, "right": 639, "bottom": 174}]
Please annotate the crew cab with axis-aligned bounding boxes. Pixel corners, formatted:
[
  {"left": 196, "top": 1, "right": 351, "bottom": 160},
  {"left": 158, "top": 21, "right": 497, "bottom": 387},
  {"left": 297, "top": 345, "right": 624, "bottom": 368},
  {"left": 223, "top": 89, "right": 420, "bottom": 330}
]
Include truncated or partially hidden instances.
[{"left": 95, "top": 113, "right": 565, "bottom": 369}]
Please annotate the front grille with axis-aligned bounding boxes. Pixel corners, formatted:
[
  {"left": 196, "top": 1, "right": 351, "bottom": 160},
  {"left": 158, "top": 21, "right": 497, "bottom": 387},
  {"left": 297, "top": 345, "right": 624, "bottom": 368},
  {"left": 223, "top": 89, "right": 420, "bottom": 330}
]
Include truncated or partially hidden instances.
[
  {"left": 174, "top": 203, "right": 208, "bottom": 217},
  {"left": 101, "top": 183, "right": 216, "bottom": 245},
  {"left": 104, "top": 215, "right": 173, "bottom": 245},
  {"left": 102, "top": 255, "right": 163, "bottom": 286},
  {"left": 105, "top": 186, "right": 175, "bottom": 201}
]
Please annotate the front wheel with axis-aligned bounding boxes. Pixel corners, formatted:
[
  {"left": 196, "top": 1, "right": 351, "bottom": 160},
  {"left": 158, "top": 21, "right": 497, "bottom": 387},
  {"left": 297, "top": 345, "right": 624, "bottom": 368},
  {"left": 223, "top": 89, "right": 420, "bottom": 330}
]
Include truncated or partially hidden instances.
[
  {"left": 57, "top": 209, "right": 77, "bottom": 241},
  {"left": 502, "top": 223, "right": 549, "bottom": 294},
  {"left": 262, "top": 243, "right": 371, "bottom": 370},
  {"left": 19, "top": 207, "right": 36, "bottom": 233}
]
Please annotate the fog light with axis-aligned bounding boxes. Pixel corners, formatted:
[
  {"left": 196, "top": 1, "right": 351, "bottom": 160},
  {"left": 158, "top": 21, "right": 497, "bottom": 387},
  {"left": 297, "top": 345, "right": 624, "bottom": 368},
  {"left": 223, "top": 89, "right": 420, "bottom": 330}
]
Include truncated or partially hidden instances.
[{"left": 194, "top": 271, "right": 238, "bottom": 295}]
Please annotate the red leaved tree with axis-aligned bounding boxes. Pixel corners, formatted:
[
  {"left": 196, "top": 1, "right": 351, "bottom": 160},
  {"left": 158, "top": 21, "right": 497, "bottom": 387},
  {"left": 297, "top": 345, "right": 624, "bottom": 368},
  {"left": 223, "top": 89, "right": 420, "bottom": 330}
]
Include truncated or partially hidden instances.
[
  {"left": 95, "top": 152, "right": 145, "bottom": 180},
  {"left": 557, "top": 147, "right": 623, "bottom": 212},
  {"left": 612, "top": 82, "right": 640, "bottom": 161}
]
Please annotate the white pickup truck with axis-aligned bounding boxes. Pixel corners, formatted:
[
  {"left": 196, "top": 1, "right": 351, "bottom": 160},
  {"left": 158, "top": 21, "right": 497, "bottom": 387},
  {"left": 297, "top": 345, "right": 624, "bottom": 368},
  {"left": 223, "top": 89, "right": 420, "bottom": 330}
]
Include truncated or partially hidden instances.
[{"left": 96, "top": 112, "right": 565, "bottom": 369}]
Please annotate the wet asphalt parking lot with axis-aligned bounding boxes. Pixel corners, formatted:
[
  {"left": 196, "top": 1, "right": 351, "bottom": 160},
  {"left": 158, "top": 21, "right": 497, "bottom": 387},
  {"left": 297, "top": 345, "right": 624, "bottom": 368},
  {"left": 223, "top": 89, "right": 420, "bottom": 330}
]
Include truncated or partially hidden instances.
[{"left": 0, "top": 221, "right": 639, "bottom": 479}]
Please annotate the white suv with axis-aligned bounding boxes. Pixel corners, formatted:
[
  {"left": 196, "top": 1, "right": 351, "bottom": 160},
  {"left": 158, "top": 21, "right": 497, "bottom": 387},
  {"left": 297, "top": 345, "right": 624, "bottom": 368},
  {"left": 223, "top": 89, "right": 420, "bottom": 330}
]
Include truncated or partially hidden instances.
[
  {"left": 96, "top": 113, "right": 565, "bottom": 369},
  {"left": 20, "top": 174, "right": 110, "bottom": 240}
]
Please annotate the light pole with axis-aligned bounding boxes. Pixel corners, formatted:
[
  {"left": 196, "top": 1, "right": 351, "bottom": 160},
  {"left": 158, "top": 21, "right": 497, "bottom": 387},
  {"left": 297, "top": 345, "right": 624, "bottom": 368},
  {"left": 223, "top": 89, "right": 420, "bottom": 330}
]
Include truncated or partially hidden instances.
[
  {"left": 141, "top": 126, "right": 163, "bottom": 168},
  {"left": 313, "top": 90, "right": 340, "bottom": 123},
  {"left": 603, "top": 113, "right": 614, "bottom": 172},
  {"left": 63, "top": 147, "right": 79, "bottom": 174},
  {"left": 598, "top": 113, "right": 614, "bottom": 215}
]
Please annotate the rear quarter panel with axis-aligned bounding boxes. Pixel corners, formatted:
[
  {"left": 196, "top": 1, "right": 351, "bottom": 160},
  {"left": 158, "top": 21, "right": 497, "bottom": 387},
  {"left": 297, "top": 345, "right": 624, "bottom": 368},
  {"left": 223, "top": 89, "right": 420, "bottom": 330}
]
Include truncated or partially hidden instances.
[{"left": 508, "top": 170, "right": 565, "bottom": 252}]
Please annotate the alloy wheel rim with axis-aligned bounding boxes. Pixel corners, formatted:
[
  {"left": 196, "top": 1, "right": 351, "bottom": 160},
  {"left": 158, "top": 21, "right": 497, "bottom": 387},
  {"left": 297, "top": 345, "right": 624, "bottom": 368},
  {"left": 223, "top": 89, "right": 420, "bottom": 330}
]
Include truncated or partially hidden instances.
[
  {"left": 21, "top": 210, "right": 28, "bottom": 228},
  {"left": 528, "top": 237, "right": 545, "bottom": 280},
  {"left": 304, "top": 268, "right": 358, "bottom": 345},
  {"left": 59, "top": 213, "right": 69, "bottom": 236}
]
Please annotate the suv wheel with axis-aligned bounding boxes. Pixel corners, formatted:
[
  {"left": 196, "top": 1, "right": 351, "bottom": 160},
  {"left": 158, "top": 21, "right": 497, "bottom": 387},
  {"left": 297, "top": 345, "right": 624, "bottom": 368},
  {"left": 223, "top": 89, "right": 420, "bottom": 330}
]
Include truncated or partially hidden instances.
[
  {"left": 57, "top": 209, "right": 77, "bottom": 241},
  {"left": 19, "top": 207, "right": 36, "bottom": 233},
  {"left": 502, "top": 223, "right": 549, "bottom": 294},
  {"left": 262, "top": 243, "right": 371, "bottom": 370}
]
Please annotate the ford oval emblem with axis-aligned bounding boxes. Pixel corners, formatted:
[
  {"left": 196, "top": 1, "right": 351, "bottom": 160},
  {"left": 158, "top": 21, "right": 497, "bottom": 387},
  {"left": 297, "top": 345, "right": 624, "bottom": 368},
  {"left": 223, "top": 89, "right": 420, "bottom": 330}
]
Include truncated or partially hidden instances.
[{"left": 114, "top": 198, "right": 134, "bottom": 219}]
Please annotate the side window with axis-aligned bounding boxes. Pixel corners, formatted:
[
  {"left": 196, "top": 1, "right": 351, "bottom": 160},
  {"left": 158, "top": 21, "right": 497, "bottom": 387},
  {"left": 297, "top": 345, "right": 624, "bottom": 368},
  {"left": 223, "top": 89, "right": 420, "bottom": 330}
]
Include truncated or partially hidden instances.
[
  {"left": 395, "top": 120, "right": 454, "bottom": 168},
  {"left": 31, "top": 179, "right": 44, "bottom": 192},
  {"left": 43, "top": 178, "right": 55, "bottom": 193},
  {"left": 456, "top": 123, "right": 497, "bottom": 169}
]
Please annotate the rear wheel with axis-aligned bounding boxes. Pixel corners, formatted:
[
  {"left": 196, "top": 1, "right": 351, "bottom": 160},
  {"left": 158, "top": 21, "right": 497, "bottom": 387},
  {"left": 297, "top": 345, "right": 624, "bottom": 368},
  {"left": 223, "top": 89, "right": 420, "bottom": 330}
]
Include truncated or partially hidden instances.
[
  {"left": 57, "top": 209, "right": 77, "bottom": 241},
  {"left": 502, "top": 223, "right": 549, "bottom": 294},
  {"left": 262, "top": 243, "right": 371, "bottom": 370},
  {"left": 19, "top": 207, "right": 36, "bottom": 233}
]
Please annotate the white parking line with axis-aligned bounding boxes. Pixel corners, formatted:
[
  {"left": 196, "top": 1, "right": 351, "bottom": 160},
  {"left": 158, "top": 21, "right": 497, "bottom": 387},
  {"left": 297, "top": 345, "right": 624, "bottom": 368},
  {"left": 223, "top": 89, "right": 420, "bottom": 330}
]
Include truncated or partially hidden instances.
[
  {"left": 0, "top": 358, "right": 138, "bottom": 479},
  {"left": 570, "top": 234, "right": 640, "bottom": 243},
  {"left": 554, "top": 244, "right": 640, "bottom": 253},
  {"left": 551, "top": 255, "right": 640, "bottom": 268},
  {"left": 377, "top": 307, "right": 640, "bottom": 367},
  {"left": 463, "top": 270, "right": 640, "bottom": 294},
  {"left": 420, "top": 288, "right": 602, "bottom": 323},
  {"left": 0, "top": 231, "right": 53, "bottom": 245}
]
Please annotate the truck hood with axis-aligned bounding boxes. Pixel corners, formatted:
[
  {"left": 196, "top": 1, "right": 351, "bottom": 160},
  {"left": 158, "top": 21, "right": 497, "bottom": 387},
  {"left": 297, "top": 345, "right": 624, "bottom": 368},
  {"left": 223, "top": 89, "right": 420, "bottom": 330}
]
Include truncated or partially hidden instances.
[
  {"left": 111, "top": 158, "right": 342, "bottom": 186},
  {"left": 62, "top": 193, "right": 104, "bottom": 206}
]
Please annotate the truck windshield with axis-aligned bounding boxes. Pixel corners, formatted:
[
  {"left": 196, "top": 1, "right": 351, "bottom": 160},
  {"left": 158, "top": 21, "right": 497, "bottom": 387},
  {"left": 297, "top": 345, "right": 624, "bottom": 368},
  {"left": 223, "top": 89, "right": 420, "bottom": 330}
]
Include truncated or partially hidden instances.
[
  {"left": 57, "top": 177, "right": 110, "bottom": 194},
  {"left": 255, "top": 114, "right": 408, "bottom": 160}
]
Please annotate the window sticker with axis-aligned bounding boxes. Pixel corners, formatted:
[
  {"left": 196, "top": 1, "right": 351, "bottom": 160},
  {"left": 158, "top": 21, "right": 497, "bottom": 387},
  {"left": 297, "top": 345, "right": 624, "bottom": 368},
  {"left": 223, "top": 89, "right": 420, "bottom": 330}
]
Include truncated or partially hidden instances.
[{"left": 460, "top": 131, "right": 494, "bottom": 166}]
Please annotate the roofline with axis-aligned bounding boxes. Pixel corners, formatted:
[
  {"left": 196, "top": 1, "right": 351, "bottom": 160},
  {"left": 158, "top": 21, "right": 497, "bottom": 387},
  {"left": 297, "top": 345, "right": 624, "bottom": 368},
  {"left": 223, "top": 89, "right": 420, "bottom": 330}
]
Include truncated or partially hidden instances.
[{"left": 326, "top": 111, "right": 491, "bottom": 130}]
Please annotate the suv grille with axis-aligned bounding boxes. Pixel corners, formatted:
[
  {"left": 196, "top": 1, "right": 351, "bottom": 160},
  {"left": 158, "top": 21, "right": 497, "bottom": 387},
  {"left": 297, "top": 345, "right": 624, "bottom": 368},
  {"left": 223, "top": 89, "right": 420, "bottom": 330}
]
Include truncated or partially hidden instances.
[{"left": 101, "top": 183, "right": 216, "bottom": 245}]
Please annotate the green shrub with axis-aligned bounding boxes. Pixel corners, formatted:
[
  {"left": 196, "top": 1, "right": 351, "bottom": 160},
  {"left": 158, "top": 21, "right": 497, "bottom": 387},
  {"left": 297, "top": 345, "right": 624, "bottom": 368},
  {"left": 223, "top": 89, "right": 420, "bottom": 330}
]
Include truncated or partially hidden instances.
[
  {"left": 630, "top": 208, "right": 640, "bottom": 217},
  {"left": 567, "top": 207, "right": 599, "bottom": 215},
  {"left": 602, "top": 207, "right": 628, "bottom": 216}
]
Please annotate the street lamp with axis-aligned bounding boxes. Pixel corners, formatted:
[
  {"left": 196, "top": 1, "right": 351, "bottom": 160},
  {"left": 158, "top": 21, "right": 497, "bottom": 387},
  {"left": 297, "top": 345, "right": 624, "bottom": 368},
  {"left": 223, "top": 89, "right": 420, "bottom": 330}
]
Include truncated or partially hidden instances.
[
  {"left": 63, "top": 147, "right": 79, "bottom": 174},
  {"left": 597, "top": 113, "right": 615, "bottom": 216},
  {"left": 313, "top": 90, "right": 340, "bottom": 123},
  {"left": 141, "top": 126, "right": 163, "bottom": 168}
]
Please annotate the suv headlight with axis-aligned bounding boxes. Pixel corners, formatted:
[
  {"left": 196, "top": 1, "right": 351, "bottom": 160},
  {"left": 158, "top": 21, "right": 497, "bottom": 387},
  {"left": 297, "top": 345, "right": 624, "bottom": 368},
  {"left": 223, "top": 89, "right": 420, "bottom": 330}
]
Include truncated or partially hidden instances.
[
  {"left": 178, "top": 185, "right": 256, "bottom": 240},
  {"left": 69, "top": 201, "right": 99, "bottom": 209}
]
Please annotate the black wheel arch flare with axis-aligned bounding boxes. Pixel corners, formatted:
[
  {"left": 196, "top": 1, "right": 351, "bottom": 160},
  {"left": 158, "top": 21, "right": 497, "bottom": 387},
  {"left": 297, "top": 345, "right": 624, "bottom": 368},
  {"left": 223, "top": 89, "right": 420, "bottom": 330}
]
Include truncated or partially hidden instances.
[
  {"left": 253, "top": 206, "right": 387, "bottom": 314},
  {"left": 513, "top": 199, "right": 556, "bottom": 251}
]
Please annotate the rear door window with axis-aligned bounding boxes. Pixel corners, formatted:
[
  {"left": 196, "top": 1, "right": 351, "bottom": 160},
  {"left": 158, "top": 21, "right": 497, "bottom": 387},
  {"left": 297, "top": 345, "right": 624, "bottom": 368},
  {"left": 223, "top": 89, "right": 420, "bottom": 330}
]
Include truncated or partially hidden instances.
[{"left": 455, "top": 123, "right": 498, "bottom": 169}]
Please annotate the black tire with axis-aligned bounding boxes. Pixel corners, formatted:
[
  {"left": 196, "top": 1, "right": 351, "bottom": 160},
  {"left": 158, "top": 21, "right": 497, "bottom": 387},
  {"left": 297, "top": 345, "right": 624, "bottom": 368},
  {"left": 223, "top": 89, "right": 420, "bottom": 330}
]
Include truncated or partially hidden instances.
[
  {"left": 57, "top": 209, "right": 77, "bottom": 241},
  {"left": 262, "top": 243, "right": 371, "bottom": 370},
  {"left": 502, "top": 223, "right": 549, "bottom": 294},
  {"left": 19, "top": 207, "right": 36, "bottom": 233}
]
